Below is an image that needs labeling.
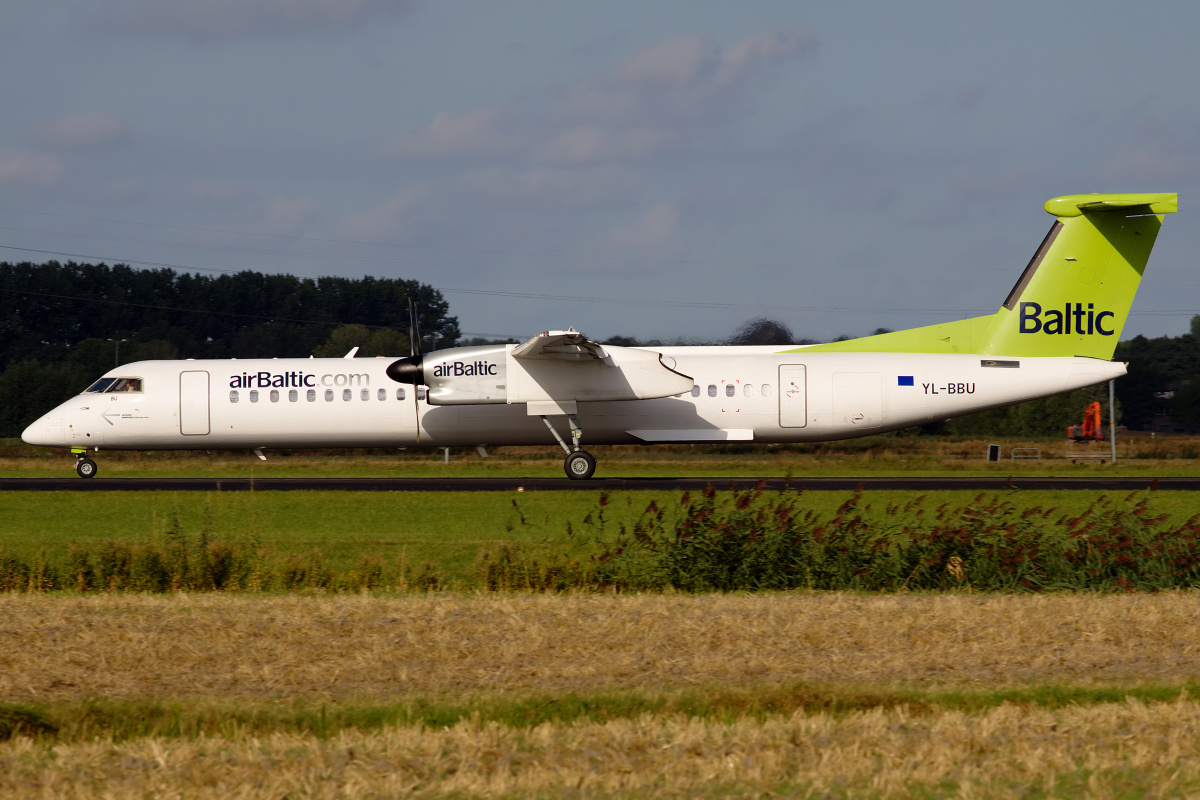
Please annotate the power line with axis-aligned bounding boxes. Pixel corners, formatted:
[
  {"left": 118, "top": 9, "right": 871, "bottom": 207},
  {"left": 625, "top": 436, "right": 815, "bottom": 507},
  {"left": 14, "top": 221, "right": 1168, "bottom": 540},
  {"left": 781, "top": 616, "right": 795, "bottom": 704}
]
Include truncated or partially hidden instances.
[{"left": 3, "top": 243, "right": 1190, "bottom": 319}]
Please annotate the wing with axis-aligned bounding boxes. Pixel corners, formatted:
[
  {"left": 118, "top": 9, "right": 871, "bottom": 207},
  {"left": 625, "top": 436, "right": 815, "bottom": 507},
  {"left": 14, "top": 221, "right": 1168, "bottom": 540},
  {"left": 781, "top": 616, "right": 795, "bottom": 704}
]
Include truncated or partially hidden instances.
[{"left": 511, "top": 329, "right": 610, "bottom": 363}]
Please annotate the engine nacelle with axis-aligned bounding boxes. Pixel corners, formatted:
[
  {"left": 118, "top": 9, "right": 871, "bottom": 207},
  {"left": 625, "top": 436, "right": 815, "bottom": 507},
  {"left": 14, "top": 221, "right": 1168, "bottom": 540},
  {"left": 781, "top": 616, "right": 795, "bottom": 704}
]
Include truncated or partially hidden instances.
[{"left": 387, "top": 344, "right": 692, "bottom": 406}]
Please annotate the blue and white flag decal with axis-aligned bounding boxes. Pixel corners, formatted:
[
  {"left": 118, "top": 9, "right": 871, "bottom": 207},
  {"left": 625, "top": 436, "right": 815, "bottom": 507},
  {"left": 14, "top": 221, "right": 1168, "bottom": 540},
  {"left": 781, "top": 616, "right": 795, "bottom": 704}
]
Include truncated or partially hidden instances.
[{"left": 897, "top": 376, "right": 914, "bottom": 386}]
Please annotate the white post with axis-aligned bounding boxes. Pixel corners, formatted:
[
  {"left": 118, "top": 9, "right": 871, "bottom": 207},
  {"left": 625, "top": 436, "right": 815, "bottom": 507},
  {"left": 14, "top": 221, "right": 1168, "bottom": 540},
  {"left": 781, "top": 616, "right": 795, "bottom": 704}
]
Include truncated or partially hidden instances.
[{"left": 1109, "top": 379, "right": 1117, "bottom": 463}]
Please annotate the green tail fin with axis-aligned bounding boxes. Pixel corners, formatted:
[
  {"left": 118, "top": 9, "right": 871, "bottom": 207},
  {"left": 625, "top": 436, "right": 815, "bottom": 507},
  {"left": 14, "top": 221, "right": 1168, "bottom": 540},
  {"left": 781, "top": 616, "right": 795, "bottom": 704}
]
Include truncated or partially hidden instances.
[
  {"left": 790, "top": 192, "right": 1177, "bottom": 358},
  {"left": 978, "top": 193, "right": 1176, "bottom": 358}
]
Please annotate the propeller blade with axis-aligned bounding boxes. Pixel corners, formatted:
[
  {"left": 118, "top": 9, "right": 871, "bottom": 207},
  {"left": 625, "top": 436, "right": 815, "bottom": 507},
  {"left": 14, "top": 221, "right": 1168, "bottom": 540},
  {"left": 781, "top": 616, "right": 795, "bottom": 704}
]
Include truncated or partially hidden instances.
[
  {"left": 408, "top": 298, "right": 423, "bottom": 356},
  {"left": 407, "top": 297, "right": 422, "bottom": 442}
]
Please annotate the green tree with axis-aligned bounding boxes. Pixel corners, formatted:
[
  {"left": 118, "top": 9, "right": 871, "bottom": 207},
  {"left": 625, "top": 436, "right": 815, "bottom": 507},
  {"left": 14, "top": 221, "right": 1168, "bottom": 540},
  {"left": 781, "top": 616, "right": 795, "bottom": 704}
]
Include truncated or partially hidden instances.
[{"left": 312, "top": 325, "right": 410, "bottom": 358}]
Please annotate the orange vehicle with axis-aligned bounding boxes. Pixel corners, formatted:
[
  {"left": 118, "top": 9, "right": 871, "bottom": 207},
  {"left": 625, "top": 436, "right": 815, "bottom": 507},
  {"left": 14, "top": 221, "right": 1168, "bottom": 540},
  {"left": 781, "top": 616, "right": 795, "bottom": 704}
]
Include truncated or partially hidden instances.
[{"left": 1068, "top": 401, "right": 1104, "bottom": 441}]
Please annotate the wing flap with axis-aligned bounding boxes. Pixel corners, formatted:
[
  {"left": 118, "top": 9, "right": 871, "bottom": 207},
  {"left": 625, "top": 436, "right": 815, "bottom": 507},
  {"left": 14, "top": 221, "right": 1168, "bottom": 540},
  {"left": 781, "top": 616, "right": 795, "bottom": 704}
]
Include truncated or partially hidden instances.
[{"left": 627, "top": 429, "right": 754, "bottom": 442}]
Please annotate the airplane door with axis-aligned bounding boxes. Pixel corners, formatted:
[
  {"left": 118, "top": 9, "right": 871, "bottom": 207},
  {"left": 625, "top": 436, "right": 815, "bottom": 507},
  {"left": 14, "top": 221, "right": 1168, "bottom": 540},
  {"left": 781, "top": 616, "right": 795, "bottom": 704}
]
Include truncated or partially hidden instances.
[
  {"left": 180, "top": 370, "right": 210, "bottom": 435},
  {"left": 779, "top": 365, "right": 807, "bottom": 428},
  {"left": 833, "top": 372, "right": 882, "bottom": 428}
]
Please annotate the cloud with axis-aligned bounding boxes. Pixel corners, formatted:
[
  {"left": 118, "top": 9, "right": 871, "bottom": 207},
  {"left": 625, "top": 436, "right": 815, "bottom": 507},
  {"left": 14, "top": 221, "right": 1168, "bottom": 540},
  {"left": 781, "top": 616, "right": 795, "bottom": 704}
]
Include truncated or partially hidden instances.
[
  {"left": 611, "top": 35, "right": 717, "bottom": 86},
  {"left": 387, "top": 110, "right": 521, "bottom": 159},
  {"left": 342, "top": 165, "right": 635, "bottom": 240},
  {"left": 449, "top": 166, "right": 633, "bottom": 207},
  {"left": 96, "top": 0, "right": 417, "bottom": 42},
  {"left": 366, "top": 28, "right": 816, "bottom": 248},
  {"left": 256, "top": 196, "right": 320, "bottom": 235},
  {"left": 341, "top": 188, "right": 426, "bottom": 238},
  {"left": 718, "top": 28, "right": 819, "bottom": 82},
  {"left": 559, "top": 29, "right": 817, "bottom": 128},
  {"left": 386, "top": 27, "right": 817, "bottom": 173},
  {"left": 606, "top": 201, "right": 681, "bottom": 248},
  {"left": 0, "top": 144, "right": 62, "bottom": 186},
  {"left": 31, "top": 112, "right": 129, "bottom": 150},
  {"left": 538, "top": 126, "right": 680, "bottom": 164}
]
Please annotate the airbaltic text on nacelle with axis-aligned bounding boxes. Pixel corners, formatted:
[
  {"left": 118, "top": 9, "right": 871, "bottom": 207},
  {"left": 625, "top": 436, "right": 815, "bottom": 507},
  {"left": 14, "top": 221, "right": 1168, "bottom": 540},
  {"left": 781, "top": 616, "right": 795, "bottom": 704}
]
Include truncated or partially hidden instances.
[
  {"left": 228, "top": 371, "right": 370, "bottom": 388},
  {"left": 1019, "top": 302, "right": 1114, "bottom": 335},
  {"left": 431, "top": 360, "right": 498, "bottom": 378}
]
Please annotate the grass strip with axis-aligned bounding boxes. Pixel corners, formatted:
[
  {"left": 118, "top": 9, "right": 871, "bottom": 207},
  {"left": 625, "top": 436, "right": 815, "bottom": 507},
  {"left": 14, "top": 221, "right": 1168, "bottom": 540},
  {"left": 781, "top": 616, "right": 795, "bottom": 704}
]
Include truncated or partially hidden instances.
[
  {"left": 5, "top": 683, "right": 1197, "bottom": 742},
  {"left": 5, "top": 488, "right": 1200, "bottom": 592}
]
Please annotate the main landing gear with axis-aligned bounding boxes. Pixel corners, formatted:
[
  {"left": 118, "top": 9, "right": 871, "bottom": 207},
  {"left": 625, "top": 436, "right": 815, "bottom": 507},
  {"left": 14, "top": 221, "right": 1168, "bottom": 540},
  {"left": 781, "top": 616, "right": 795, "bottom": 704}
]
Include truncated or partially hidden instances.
[
  {"left": 564, "top": 450, "right": 596, "bottom": 480},
  {"left": 540, "top": 413, "right": 597, "bottom": 480},
  {"left": 75, "top": 455, "right": 98, "bottom": 478}
]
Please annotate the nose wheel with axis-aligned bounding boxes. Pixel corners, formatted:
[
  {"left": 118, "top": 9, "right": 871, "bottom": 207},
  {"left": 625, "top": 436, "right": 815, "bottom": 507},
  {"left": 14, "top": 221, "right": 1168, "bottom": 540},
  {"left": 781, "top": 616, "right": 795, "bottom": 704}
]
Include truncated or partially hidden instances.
[
  {"left": 564, "top": 450, "right": 596, "bottom": 480},
  {"left": 75, "top": 457, "right": 98, "bottom": 478}
]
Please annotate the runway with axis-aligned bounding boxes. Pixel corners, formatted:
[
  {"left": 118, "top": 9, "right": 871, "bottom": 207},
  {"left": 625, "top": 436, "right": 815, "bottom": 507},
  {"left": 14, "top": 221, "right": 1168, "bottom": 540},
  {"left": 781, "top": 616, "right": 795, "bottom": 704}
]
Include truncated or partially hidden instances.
[{"left": 1, "top": 476, "right": 1198, "bottom": 492}]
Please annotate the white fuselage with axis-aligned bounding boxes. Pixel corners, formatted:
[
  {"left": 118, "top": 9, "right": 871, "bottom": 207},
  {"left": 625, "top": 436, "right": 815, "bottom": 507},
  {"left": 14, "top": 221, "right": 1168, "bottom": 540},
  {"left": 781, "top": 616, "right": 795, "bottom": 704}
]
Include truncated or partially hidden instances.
[{"left": 22, "top": 348, "right": 1124, "bottom": 451}]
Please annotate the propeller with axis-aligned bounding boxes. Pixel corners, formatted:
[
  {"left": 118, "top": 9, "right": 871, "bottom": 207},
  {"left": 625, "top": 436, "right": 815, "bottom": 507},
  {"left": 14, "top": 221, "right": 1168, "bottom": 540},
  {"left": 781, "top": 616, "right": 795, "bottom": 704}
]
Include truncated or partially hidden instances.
[
  {"left": 386, "top": 299, "right": 435, "bottom": 442},
  {"left": 408, "top": 297, "right": 422, "bottom": 357},
  {"left": 404, "top": 298, "right": 423, "bottom": 443}
]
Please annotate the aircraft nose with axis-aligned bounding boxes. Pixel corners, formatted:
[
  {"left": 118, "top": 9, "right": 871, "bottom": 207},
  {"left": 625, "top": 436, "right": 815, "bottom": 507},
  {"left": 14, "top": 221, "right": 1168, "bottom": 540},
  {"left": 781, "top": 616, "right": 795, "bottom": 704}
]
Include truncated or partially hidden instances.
[{"left": 21, "top": 414, "right": 65, "bottom": 447}]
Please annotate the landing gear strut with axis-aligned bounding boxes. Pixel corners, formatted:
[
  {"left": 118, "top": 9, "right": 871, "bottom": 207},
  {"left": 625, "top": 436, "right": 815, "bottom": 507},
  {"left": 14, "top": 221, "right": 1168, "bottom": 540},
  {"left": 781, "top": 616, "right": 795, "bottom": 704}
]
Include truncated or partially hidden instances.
[
  {"left": 75, "top": 456, "right": 98, "bottom": 478},
  {"left": 540, "top": 413, "right": 597, "bottom": 480}
]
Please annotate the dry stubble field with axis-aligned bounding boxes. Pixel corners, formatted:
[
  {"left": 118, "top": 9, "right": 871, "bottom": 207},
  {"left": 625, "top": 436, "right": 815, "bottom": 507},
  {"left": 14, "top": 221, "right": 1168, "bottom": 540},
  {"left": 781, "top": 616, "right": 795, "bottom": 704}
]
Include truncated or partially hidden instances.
[{"left": 4, "top": 592, "right": 1200, "bottom": 797}]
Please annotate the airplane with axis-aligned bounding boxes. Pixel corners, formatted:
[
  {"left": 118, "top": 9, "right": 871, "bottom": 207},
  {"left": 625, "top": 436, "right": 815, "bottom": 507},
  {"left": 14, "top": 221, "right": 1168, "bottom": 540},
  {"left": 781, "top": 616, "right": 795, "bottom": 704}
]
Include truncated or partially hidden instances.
[{"left": 21, "top": 192, "right": 1177, "bottom": 479}]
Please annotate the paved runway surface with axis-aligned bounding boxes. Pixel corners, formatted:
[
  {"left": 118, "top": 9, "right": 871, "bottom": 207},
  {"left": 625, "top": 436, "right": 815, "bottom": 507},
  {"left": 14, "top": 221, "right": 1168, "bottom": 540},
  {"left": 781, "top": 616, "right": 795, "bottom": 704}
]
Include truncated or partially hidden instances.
[{"left": 2, "top": 476, "right": 1199, "bottom": 491}]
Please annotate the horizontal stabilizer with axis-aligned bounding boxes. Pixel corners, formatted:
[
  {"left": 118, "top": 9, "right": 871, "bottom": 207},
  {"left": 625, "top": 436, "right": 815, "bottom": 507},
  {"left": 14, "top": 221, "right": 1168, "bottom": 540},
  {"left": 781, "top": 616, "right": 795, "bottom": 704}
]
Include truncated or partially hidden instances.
[{"left": 1044, "top": 193, "right": 1178, "bottom": 217}]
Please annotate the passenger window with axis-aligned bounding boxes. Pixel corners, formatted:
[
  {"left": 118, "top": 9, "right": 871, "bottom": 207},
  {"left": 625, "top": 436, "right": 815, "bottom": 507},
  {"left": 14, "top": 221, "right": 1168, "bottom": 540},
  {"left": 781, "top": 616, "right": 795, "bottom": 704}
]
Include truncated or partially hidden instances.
[
  {"left": 343, "top": 388, "right": 352, "bottom": 401},
  {"left": 289, "top": 389, "right": 298, "bottom": 402},
  {"left": 762, "top": 384, "right": 772, "bottom": 397},
  {"left": 378, "top": 388, "right": 386, "bottom": 401},
  {"left": 690, "top": 385, "right": 700, "bottom": 397},
  {"left": 249, "top": 390, "right": 259, "bottom": 403},
  {"left": 396, "top": 387, "right": 406, "bottom": 401},
  {"left": 307, "top": 389, "right": 316, "bottom": 402},
  {"left": 361, "top": 388, "right": 370, "bottom": 401},
  {"left": 707, "top": 385, "right": 717, "bottom": 397},
  {"left": 270, "top": 389, "right": 279, "bottom": 403},
  {"left": 725, "top": 384, "right": 735, "bottom": 397},
  {"left": 325, "top": 389, "right": 334, "bottom": 402},
  {"left": 229, "top": 390, "right": 239, "bottom": 404},
  {"left": 744, "top": 384, "right": 754, "bottom": 397}
]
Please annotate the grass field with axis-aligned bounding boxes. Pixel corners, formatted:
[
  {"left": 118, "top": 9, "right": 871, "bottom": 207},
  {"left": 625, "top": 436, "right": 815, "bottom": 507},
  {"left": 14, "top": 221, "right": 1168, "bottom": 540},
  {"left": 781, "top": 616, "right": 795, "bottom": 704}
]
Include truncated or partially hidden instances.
[
  {"left": 2, "top": 486, "right": 1199, "bottom": 584},
  {"left": 4, "top": 440, "right": 1200, "bottom": 795},
  {"left": 5, "top": 435, "right": 1200, "bottom": 479},
  {"left": 3, "top": 593, "right": 1200, "bottom": 797}
]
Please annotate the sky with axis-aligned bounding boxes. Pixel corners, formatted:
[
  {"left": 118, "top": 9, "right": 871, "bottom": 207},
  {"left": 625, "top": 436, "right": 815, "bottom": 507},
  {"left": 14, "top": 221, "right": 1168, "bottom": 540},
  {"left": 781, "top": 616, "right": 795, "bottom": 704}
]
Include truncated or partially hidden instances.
[{"left": 2, "top": 0, "right": 1199, "bottom": 344}]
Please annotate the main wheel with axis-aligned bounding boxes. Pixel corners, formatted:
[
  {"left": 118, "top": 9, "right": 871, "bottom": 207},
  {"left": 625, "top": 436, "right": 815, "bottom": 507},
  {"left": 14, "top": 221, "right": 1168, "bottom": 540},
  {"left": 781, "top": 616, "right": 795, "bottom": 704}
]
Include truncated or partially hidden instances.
[
  {"left": 76, "top": 458, "right": 98, "bottom": 479},
  {"left": 564, "top": 450, "right": 596, "bottom": 480}
]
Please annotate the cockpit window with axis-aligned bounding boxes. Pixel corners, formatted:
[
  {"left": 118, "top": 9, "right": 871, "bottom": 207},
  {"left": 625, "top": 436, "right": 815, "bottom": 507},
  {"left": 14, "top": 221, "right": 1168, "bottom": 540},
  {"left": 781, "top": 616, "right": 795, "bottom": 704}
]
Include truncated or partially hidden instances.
[
  {"left": 86, "top": 377, "right": 143, "bottom": 393},
  {"left": 107, "top": 378, "right": 143, "bottom": 393}
]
